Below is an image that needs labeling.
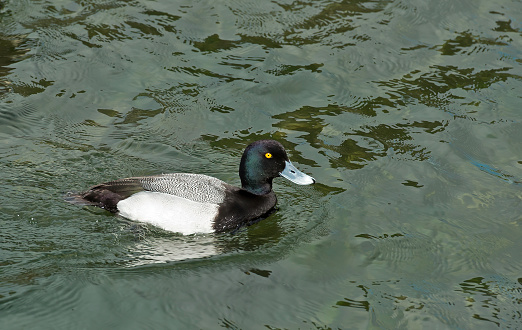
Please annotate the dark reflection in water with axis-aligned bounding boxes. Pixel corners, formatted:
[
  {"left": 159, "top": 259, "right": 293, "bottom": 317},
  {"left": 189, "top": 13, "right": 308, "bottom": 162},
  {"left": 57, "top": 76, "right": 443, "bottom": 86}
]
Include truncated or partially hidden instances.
[
  {"left": 378, "top": 65, "right": 519, "bottom": 111},
  {"left": 438, "top": 31, "right": 509, "bottom": 56},
  {"left": 455, "top": 276, "right": 522, "bottom": 327},
  {"left": 0, "top": 34, "right": 30, "bottom": 94}
]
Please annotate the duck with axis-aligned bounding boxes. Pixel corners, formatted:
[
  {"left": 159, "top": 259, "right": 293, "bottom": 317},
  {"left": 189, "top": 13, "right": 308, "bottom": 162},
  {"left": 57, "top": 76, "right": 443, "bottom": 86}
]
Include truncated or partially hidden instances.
[{"left": 69, "top": 140, "right": 315, "bottom": 235}]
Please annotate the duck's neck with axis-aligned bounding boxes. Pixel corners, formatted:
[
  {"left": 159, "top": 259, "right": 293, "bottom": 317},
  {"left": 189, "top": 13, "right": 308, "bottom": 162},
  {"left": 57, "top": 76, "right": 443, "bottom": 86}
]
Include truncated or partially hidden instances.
[
  {"left": 239, "top": 160, "right": 273, "bottom": 195},
  {"left": 241, "top": 179, "right": 273, "bottom": 195}
]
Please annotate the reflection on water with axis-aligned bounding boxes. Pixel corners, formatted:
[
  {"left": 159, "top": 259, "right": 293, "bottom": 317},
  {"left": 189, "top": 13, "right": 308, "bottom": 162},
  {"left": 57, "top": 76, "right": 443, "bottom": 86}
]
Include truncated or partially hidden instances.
[
  {"left": 1, "top": 0, "right": 522, "bottom": 328},
  {"left": 127, "top": 235, "right": 220, "bottom": 266}
]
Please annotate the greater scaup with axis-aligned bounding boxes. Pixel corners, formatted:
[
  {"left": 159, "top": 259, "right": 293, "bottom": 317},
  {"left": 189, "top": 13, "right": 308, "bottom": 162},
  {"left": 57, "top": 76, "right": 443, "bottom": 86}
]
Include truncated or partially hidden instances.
[{"left": 69, "top": 140, "right": 315, "bottom": 234}]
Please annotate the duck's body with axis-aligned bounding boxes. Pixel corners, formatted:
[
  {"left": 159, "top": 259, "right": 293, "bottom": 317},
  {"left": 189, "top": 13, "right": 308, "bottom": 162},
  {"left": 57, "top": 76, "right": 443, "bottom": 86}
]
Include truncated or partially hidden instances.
[{"left": 70, "top": 140, "right": 314, "bottom": 234}]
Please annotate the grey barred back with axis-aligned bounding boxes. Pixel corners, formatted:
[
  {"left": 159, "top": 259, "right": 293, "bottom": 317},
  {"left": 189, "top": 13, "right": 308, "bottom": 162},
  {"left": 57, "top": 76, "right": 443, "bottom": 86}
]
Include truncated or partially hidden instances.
[{"left": 137, "top": 173, "right": 227, "bottom": 204}]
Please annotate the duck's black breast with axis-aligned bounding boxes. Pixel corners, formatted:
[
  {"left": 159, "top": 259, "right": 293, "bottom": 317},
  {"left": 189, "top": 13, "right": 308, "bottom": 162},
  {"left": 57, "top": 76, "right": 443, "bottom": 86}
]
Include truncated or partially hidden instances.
[{"left": 213, "top": 187, "right": 277, "bottom": 233}]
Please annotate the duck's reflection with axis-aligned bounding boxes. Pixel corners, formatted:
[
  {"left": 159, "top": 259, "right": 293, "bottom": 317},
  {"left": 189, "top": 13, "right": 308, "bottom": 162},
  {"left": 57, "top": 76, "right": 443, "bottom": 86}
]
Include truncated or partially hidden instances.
[
  {"left": 122, "top": 214, "right": 285, "bottom": 266},
  {"left": 127, "top": 234, "right": 220, "bottom": 266}
]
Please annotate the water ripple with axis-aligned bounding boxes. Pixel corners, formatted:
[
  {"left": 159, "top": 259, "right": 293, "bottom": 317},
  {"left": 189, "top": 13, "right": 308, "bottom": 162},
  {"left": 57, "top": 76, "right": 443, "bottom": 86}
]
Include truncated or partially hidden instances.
[{"left": 0, "top": 100, "right": 45, "bottom": 136}]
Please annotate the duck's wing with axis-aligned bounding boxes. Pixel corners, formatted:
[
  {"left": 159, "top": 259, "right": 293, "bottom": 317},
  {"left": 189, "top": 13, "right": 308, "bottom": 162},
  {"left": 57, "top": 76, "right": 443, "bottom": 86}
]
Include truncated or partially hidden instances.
[
  {"left": 135, "top": 173, "right": 228, "bottom": 204},
  {"left": 68, "top": 173, "right": 228, "bottom": 212}
]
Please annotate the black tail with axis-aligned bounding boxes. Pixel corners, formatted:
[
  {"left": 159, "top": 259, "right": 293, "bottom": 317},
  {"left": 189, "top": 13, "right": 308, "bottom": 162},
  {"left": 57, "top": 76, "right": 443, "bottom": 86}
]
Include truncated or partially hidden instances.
[{"left": 64, "top": 189, "right": 122, "bottom": 213}]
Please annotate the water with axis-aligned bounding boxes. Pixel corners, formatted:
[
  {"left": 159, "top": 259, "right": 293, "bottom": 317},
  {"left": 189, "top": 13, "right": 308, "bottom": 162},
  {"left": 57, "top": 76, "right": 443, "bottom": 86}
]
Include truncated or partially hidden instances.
[{"left": 1, "top": 0, "right": 521, "bottom": 328}]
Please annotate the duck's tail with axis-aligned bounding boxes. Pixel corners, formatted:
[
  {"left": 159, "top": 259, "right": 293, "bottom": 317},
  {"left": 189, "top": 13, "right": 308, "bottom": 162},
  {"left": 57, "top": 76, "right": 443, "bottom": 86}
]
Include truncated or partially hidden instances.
[
  {"left": 64, "top": 191, "right": 97, "bottom": 206},
  {"left": 64, "top": 190, "right": 120, "bottom": 213}
]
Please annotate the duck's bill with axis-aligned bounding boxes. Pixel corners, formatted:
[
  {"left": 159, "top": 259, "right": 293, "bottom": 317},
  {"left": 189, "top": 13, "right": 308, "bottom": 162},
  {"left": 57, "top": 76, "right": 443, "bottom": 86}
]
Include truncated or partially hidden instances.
[{"left": 280, "top": 161, "right": 315, "bottom": 185}]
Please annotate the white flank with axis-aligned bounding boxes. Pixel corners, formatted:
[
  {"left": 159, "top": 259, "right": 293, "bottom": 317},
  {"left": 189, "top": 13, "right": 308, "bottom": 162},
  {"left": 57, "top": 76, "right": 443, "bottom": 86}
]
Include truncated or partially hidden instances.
[{"left": 117, "top": 191, "right": 218, "bottom": 235}]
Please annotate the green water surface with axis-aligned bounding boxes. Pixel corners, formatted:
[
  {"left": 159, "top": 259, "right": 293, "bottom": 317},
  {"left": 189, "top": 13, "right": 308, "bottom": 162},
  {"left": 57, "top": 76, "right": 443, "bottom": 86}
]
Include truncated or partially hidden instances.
[{"left": 1, "top": 0, "right": 521, "bottom": 328}]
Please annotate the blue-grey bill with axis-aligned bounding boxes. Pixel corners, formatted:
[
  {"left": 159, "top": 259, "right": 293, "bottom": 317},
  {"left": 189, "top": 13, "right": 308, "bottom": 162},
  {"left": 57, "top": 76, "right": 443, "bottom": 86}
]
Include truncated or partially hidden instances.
[{"left": 280, "top": 160, "right": 315, "bottom": 185}]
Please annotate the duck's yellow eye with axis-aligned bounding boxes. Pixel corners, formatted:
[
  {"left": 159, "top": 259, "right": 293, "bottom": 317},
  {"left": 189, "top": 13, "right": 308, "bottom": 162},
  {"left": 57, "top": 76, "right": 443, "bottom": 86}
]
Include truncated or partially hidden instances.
[{"left": 265, "top": 152, "right": 272, "bottom": 159}]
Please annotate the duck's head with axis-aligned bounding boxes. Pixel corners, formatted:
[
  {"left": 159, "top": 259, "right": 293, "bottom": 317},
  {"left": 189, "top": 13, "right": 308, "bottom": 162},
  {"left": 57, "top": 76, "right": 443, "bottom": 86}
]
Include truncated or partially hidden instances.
[{"left": 239, "top": 140, "right": 315, "bottom": 195}]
